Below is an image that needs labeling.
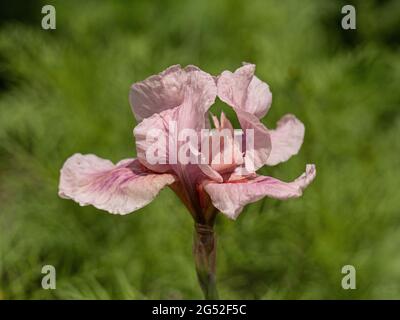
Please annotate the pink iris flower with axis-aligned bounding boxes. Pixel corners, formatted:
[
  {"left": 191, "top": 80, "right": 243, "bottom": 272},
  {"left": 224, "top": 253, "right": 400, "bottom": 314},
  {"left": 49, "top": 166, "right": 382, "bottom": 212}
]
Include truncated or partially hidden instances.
[{"left": 59, "top": 63, "right": 316, "bottom": 299}]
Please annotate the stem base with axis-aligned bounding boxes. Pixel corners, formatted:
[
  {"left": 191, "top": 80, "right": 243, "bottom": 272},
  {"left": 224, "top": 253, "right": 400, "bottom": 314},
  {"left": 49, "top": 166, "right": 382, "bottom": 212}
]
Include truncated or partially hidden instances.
[{"left": 193, "top": 223, "right": 218, "bottom": 300}]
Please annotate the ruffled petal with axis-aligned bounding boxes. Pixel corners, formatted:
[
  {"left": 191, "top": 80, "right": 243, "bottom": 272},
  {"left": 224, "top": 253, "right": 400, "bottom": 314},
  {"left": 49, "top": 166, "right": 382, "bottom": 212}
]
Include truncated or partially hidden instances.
[
  {"left": 204, "top": 164, "right": 316, "bottom": 219},
  {"left": 133, "top": 65, "right": 218, "bottom": 179},
  {"left": 133, "top": 107, "right": 177, "bottom": 173},
  {"left": 129, "top": 65, "right": 184, "bottom": 122},
  {"left": 59, "top": 154, "right": 175, "bottom": 215},
  {"left": 266, "top": 114, "right": 305, "bottom": 166},
  {"left": 217, "top": 64, "right": 272, "bottom": 118},
  {"left": 130, "top": 65, "right": 216, "bottom": 121},
  {"left": 134, "top": 107, "right": 224, "bottom": 186}
]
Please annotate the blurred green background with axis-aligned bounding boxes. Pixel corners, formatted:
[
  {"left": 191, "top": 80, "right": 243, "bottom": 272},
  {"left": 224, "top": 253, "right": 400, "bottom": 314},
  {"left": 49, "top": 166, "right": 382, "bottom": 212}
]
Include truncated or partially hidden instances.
[{"left": 0, "top": 0, "right": 399, "bottom": 299}]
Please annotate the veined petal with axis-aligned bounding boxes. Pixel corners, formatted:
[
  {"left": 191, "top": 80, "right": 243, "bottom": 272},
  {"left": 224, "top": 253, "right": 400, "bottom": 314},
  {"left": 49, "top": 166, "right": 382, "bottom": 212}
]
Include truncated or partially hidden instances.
[
  {"left": 129, "top": 65, "right": 184, "bottom": 122},
  {"left": 133, "top": 64, "right": 217, "bottom": 169},
  {"left": 134, "top": 105, "right": 223, "bottom": 183},
  {"left": 133, "top": 107, "right": 177, "bottom": 173},
  {"left": 204, "top": 164, "right": 316, "bottom": 219},
  {"left": 235, "top": 108, "right": 271, "bottom": 172},
  {"left": 266, "top": 114, "right": 305, "bottom": 166},
  {"left": 217, "top": 63, "right": 272, "bottom": 118},
  {"left": 59, "top": 154, "right": 175, "bottom": 215},
  {"left": 130, "top": 65, "right": 216, "bottom": 121}
]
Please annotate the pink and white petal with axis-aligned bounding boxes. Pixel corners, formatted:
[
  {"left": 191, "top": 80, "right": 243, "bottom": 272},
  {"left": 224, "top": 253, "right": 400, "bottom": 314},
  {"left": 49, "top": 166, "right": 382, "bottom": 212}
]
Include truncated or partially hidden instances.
[
  {"left": 210, "top": 113, "right": 220, "bottom": 129},
  {"left": 235, "top": 108, "right": 271, "bottom": 172},
  {"left": 133, "top": 107, "right": 178, "bottom": 173},
  {"left": 204, "top": 164, "right": 316, "bottom": 219},
  {"left": 209, "top": 128, "right": 243, "bottom": 173},
  {"left": 220, "top": 111, "right": 234, "bottom": 131},
  {"left": 134, "top": 96, "right": 221, "bottom": 185},
  {"left": 218, "top": 64, "right": 254, "bottom": 109},
  {"left": 227, "top": 168, "right": 257, "bottom": 182},
  {"left": 130, "top": 65, "right": 216, "bottom": 121},
  {"left": 217, "top": 64, "right": 272, "bottom": 118},
  {"left": 133, "top": 93, "right": 213, "bottom": 173},
  {"left": 266, "top": 114, "right": 305, "bottom": 166},
  {"left": 130, "top": 65, "right": 184, "bottom": 121},
  {"left": 59, "top": 154, "right": 175, "bottom": 215},
  {"left": 184, "top": 66, "right": 217, "bottom": 113},
  {"left": 198, "top": 164, "right": 223, "bottom": 183},
  {"left": 246, "top": 71, "right": 273, "bottom": 118}
]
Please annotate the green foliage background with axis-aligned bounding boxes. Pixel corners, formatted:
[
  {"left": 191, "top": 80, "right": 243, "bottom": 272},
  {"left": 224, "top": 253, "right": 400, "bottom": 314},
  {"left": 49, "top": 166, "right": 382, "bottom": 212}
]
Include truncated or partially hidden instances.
[{"left": 0, "top": 0, "right": 399, "bottom": 299}]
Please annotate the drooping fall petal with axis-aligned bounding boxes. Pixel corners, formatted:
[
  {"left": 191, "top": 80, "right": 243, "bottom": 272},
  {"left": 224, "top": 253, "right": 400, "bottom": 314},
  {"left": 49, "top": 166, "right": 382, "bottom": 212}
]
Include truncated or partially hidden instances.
[
  {"left": 59, "top": 154, "right": 175, "bottom": 215},
  {"left": 266, "top": 114, "right": 305, "bottom": 166},
  {"left": 204, "top": 164, "right": 316, "bottom": 219},
  {"left": 217, "top": 63, "right": 272, "bottom": 118}
]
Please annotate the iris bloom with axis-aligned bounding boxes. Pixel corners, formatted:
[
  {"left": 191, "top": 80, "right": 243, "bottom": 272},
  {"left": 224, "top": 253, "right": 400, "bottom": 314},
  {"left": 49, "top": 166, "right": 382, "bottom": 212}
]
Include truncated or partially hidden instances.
[{"left": 59, "top": 63, "right": 316, "bottom": 299}]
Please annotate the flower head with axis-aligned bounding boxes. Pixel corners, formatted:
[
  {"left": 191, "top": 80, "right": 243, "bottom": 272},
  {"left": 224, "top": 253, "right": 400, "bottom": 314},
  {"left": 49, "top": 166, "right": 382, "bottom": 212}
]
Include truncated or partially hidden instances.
[{"left": 59, "top": 64, "right": 316, "bottom": 223}]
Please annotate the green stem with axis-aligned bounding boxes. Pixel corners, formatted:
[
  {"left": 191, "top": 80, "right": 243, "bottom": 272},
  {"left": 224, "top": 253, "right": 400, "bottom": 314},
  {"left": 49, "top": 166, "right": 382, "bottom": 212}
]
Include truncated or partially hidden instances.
[{"left": 193, "top": 223, "right": 219, "bottom": 300}]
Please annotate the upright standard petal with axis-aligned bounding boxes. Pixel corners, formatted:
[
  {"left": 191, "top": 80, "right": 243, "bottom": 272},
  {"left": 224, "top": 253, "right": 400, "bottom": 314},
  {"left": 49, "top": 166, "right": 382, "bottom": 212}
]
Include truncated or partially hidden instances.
[
  {"left": 266, "top": 114, "right": 305, "bottom": 166},
  {"left": 129, "top": 65, "right": 185, "bottom": 122},
  {"left": 59, "top": 154, "right": 175, "bottom": 215},
  {"left": 217, "top": 64, "right": 272, "bottom": 118},
  {"left": 133, "top": 70, "right": 221, "bottom": 218},
  {"left": 204, "top": 164, "right": 316, "bottom": 219},
  {"left": 133, "top": 67, "right": 218, "bottom": 176},
  {"left": 130, "top": 65, "right": 215, "bottom": 121}
]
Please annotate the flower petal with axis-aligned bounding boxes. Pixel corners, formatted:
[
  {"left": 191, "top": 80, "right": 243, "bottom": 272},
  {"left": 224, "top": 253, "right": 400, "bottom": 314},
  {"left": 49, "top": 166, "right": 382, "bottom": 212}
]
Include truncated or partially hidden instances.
[
  {"left": 134, "top": 106, "right": 224, "bottom": 185},
  {"left": 209, "top": 127, "right": 243, "bottom": 173},
  {"left": 133, "top": 107, "right": 177, "bottom": 173},
  {"left": 130, "top": 65, "right": 216, "bottom": 121},
  {"left": 133, "top": 65, "right": 217, "bottom": 172},
  {"left": 266, "top": 114, "right": 305, "bottom": 166},
  {"left": 217, "top": 64, "right": 272, "bottom": 118},
  {"left": 234, "top": 108, "right": 271, "bottom": 173},
  {"left": 210, "top": 113, "right": 220, "bottom": 129},
  {"left": 220, "top": 111, "right": 234, "bottom": 131},
  {"left": 59, "top": 154, "right": 175, "bottom": 215},
  {"left": 202, "top": 112, "right": 244, "bottom": 174},
  {"left": 204, "top": 164, "right": 316, "bottom": 219},
  {"left": 129, "top": 65, "right": 184, "bottom": 122}
]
